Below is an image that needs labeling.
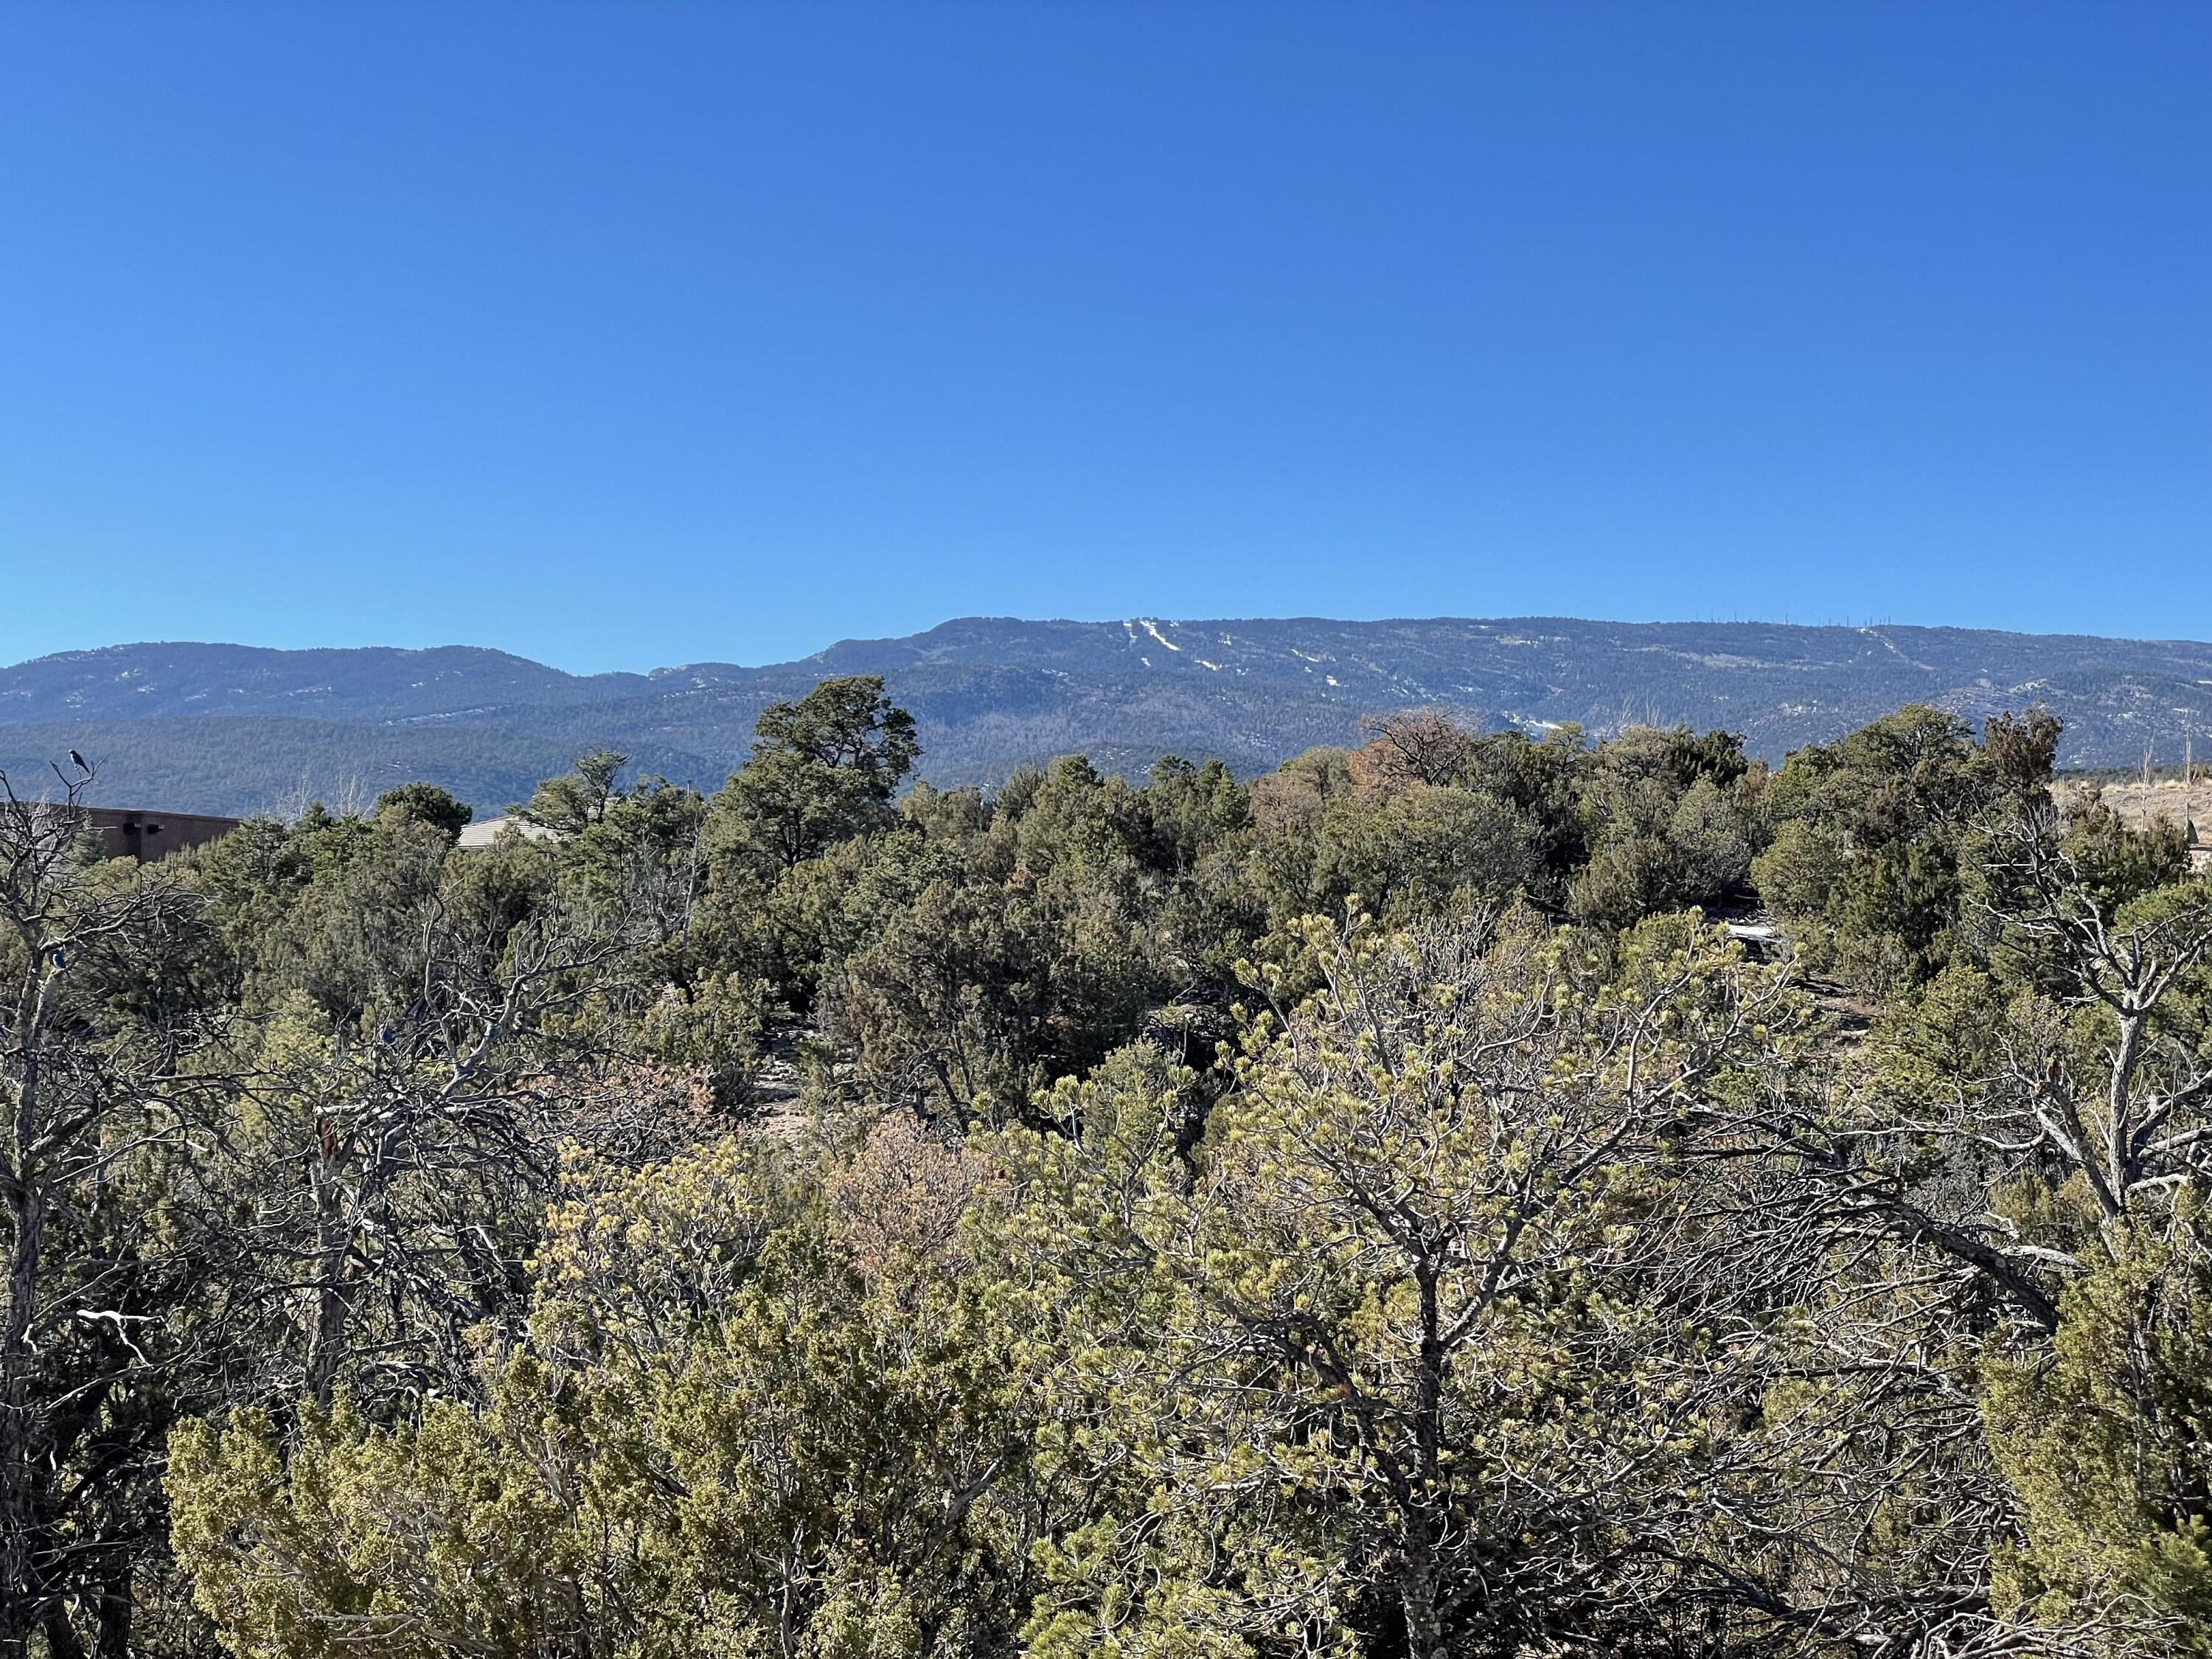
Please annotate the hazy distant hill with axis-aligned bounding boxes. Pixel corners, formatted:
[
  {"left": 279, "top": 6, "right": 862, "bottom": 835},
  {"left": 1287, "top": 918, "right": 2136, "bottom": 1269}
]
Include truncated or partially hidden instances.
[{"left": 4, "top": 617, "right": 2208, "bottom": 815}]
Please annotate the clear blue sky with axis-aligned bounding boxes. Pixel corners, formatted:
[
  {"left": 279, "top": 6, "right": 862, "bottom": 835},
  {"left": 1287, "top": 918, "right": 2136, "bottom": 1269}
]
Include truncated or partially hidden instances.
[{"left": 4, "top": 2, "right": 2207, "bottom": 674}]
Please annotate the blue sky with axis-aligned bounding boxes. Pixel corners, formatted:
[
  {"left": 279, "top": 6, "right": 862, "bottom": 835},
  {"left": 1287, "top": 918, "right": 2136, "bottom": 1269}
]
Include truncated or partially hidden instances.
[{"left": 4, "top": 1, "right": 2207, "bottom": 674}]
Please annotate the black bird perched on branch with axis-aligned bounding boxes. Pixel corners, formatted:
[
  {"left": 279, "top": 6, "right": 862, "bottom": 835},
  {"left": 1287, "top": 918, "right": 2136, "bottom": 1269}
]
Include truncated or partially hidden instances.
[{"left": 68, "top": 750, "right": 88, "bottom": 773}]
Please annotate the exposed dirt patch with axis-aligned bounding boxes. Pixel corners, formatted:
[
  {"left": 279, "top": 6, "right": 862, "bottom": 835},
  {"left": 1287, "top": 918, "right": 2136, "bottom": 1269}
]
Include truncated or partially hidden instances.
[
  {"left": 745, "top": 1032, "right": 813, "bottom": 1141},
  {"left": 2079, "top": 779, "right": 2212, "bottom": 830}
]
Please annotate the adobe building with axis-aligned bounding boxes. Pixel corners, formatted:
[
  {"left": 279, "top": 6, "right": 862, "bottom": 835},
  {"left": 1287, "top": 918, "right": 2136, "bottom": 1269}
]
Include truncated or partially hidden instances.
[
  {"left": 455, "top": 815, "right": 560, "bottom": 849},
  {"left": 83, "top": 807, "right": 244, "bottom": 862}
]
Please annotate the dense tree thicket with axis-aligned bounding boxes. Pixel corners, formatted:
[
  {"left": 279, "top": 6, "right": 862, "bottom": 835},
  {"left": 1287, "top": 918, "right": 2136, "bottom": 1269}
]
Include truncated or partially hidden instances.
[{"left": 2, "top": 682, "right": 2208, "bottom": 1658}]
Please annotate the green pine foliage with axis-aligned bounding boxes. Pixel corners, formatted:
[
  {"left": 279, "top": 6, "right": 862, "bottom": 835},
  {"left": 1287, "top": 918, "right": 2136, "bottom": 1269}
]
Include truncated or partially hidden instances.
[{"left": 6, "top": 681, "right": 2212, "bottom": 1656}]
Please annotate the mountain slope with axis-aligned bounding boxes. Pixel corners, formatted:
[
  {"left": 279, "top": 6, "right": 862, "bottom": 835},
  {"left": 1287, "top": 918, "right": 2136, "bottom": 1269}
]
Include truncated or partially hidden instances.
[
  {"left": 0, "top": 717, "right": 727, "bottom": 821},
  {"left": 3, "top": 618, "right": 2208, "bottom": 815},
  {"left": 0, "top": 642, "right": 647, "bottom": 724}
]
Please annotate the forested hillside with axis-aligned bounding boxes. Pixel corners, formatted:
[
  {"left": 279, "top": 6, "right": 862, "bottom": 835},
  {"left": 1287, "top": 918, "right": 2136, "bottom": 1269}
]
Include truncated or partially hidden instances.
[
  {"left": 6, "top": 616, "right": 2211, "bottom": 812},
  {"left": 5, "top": 677, "right": 2211, "bottom": 1656}
]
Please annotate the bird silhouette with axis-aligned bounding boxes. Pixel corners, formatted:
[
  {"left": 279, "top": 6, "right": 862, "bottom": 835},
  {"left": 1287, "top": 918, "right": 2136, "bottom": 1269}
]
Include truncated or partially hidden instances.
[{"left": 68, "top": 751, "right": 88, "bottom": 772}]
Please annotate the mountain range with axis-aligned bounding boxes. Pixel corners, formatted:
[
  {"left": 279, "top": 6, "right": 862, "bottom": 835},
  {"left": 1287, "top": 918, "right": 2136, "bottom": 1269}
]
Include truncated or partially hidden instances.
[{"left": 2, "top": 616, "right": 2208, "bottom": 816}]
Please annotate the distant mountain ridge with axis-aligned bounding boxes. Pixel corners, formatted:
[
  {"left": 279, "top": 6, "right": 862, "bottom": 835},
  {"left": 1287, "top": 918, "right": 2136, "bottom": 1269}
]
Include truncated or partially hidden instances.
[{"left": 4, "top": 616, "right": 2208, "bottom": 816}]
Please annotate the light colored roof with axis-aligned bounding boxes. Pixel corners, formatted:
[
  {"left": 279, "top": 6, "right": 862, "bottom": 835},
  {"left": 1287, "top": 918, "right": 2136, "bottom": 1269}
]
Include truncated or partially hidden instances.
[{"left": 456, "top": 815, "right": 559, "bottom": 849}]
